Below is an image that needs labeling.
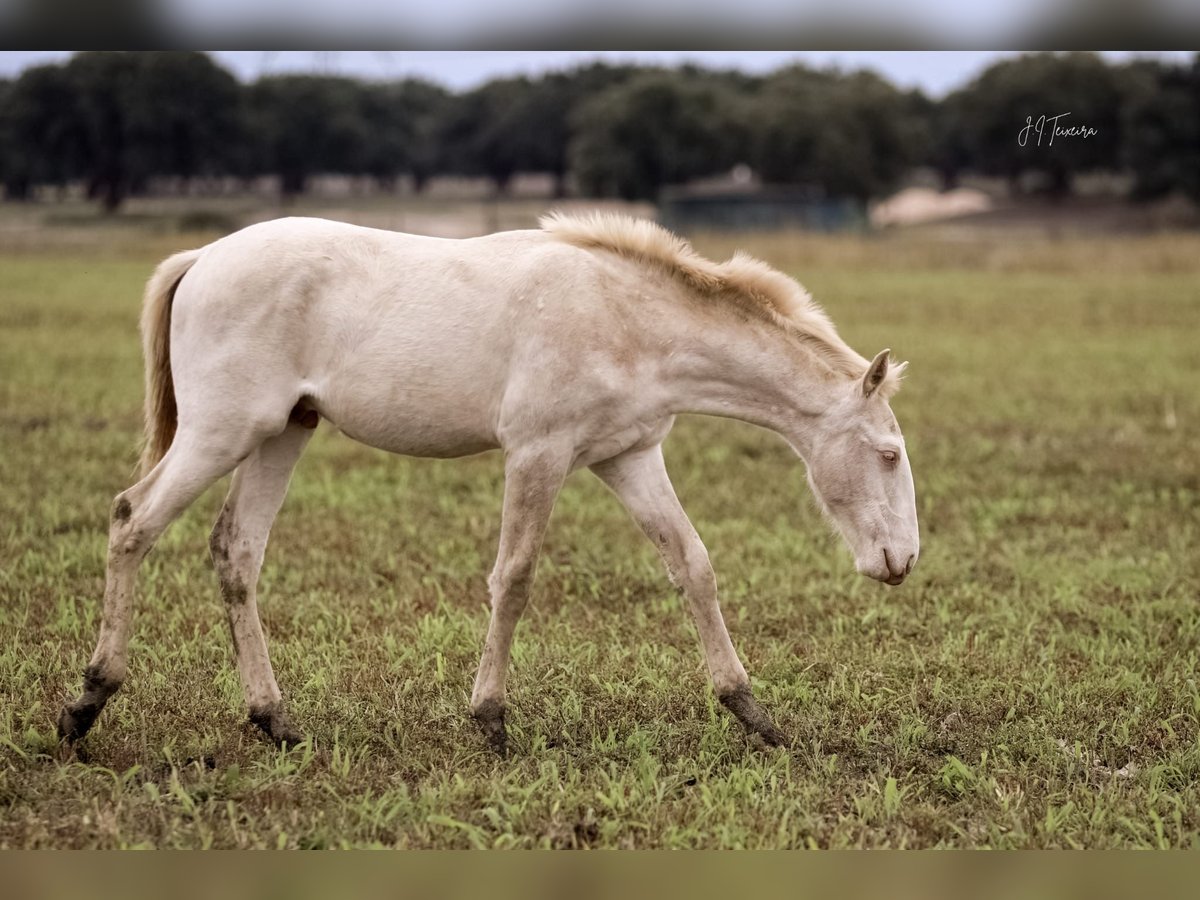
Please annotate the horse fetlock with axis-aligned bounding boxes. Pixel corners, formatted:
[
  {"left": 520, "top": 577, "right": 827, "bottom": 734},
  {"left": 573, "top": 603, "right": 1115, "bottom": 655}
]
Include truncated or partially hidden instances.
[
  {"left": 83, "top": 661, "right": 124, "bottom": 693},
  {"left": 719, "top": 684, "right": 788, "bottom": 748},
  {"left": 471, "top": 698, "right": 508, "bottom": 757},
  {"left": 58, "top": 664, "right": 122, "bottom": 742},
  {"left": 248, "top": 700, "right": 304, "bottom": 747},
  {"left": 58, "top": 700, "right": 105, "bottom": 743}
]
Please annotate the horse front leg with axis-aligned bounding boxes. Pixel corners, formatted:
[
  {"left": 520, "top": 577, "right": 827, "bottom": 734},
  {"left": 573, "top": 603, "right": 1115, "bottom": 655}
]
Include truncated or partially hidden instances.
[
  {"left": 470, "top": 445, "right": 569, "bottom": 756},
  {"left": 592, "top": 444, "right": 786, "bottom": 747}
]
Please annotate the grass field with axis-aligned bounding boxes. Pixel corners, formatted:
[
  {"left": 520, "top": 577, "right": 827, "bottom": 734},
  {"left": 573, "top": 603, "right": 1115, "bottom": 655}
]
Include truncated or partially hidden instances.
[{"left": 1, "top": 217, "right": 1199, "bottom": 848}]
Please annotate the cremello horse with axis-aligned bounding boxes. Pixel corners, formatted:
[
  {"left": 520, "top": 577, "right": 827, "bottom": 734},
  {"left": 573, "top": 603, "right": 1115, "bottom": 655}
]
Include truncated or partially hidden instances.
[{"left": 60, "top": 213, "right": 918, "bottom": 755}]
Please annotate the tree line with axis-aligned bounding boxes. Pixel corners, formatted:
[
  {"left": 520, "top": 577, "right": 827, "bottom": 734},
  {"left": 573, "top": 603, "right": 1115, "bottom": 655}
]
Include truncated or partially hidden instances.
[{"left": 0, "top": 51, "right": 1196, "bottom": 212}]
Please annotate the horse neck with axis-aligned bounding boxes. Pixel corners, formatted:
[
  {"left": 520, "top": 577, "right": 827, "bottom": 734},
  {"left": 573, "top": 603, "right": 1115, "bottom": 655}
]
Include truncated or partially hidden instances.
[{"left": 658, "top": 306, "right": 840, "bottom": 457}]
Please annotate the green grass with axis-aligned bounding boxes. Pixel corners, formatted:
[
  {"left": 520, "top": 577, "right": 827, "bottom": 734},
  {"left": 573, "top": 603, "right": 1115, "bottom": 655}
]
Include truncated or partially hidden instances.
[{"left": 1, "top": 228, "right": 1199, "bottom": 848}]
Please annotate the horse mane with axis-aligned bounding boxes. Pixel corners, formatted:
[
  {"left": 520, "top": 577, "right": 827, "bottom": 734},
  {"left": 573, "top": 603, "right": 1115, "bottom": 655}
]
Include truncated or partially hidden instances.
[{"left": 539, "top": 211, "right": 905, "bottom": 395}]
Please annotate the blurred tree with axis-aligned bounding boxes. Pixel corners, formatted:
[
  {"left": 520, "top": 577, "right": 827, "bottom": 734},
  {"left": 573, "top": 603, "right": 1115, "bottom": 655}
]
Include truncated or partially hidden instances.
[
  {"left": 437, "top": 77, "right": 550, "bottom": 194},
  {"left": 248, "top": 75, "right": 372, "bottom": 197},
  {"left": 65, "top": 52, "right": 142, "bottom": 210},
  {"left": 1121, "top": 56, "right": 1200, "bottom": 203},
  {"left": 0, "top": 64, "right": 86, "bottom": 200},
  {"left": 359, "top": 79, "right": 449, "bottom": 193},
  {"left": 127, "top": 52, "right": 244, "bottom": 190},
  {"left": 0, "top": 53, "right": 244, "bottom": 210},
  {"left": 0, "top": 80, "right": 8, "bottom": 194},
  {"left": 523, "top": 73, "right": 580, "bottom": 197},
  {"left": 437, "top": 78, "right": 527, "bottom": 193},
  {"left": 954, "top": 52, "right": 1124, "bottom": 196},
  {"left": 569, "top": 71, "right": 748, "bottom": 200},
  {"left": 748, "top": 66, "right": 835, "bottom": 191},
  {"left": 752, "top": 67, "right": 925, "bottom": 203},
  {"left": 926, "top": 88, "right": 972, "bottom": 190},
  {"left": 4, "top": 51, "right": 1197, "bottom": 211},
  {"left": 681, "top": 64, "right": 764, "bottom": 96},
  {"left": 437, "top": 65, "right": 640, "bottom": 196},
  {"left": 523, "top": 65, "right": 640, "bottom": 197},
  {"left": 66, "top": 52, "right": 245, "bottom": 210}
]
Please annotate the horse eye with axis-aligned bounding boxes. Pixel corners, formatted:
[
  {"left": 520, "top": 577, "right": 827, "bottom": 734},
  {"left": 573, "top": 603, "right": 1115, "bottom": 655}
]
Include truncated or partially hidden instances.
[{"left": 881, "top": 450, "right": 898, "bottom": 464}]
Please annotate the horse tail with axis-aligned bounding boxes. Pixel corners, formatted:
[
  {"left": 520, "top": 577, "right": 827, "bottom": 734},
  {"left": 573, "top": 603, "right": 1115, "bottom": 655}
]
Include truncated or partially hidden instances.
[{"left": 138, "top": 248, "right": 202, "bottom": 477}]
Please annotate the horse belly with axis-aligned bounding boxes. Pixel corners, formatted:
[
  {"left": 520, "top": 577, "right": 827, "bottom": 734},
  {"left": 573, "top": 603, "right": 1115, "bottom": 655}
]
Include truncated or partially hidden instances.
[
  {"left": 330, "top": 409, "right": 499, "bottom": 460},
  {"left": 316, "top": 364, "right": 502, "bottom": 459}
]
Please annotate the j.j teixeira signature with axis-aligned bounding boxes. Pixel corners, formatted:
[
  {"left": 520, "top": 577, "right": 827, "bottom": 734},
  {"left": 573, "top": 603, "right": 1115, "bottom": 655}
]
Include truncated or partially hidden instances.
[{"left": 1019, "top": 112, "right": 1098, "bottom": 147}]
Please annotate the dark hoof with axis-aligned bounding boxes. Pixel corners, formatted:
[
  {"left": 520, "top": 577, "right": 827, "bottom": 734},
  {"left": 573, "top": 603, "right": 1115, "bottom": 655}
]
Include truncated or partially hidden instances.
[
  {"left": 472, "top": 700, "right": 508, "bottom": 757},
  {"left": 57, "top": 702, "right": 102, "bottom": 743},
  {"left": 751, "top": 721, "right": 788, "bottom": 748},
  {"left": 59, "top": 665, "right": 118, "bottom": 743},
  {"left": 719, "top": 685, "right": 789, "bottom": 748},
  {"left": 249, "top": 702, "right": 304, "bottom": 748}
]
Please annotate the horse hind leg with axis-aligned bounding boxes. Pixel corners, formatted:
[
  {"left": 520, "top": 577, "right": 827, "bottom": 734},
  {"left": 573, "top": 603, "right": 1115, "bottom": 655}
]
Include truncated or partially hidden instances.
[
  {"left": 58, "top": 429, "right": 260, "bottom": 743},
  {"left": 208, "top": 422, "right": 313, "bottom": 747}
]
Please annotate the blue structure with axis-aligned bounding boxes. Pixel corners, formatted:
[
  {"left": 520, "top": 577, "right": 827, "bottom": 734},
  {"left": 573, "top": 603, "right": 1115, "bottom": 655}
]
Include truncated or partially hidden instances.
[{"left": 658, "top": 187, "right": 866, "bottom": 233}]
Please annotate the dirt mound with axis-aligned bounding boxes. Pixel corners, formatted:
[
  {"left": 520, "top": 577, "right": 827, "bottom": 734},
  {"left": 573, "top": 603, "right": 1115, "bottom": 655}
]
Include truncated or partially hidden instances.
[{"left": 871, "top": 187, "right": 992, "bottom": 227}]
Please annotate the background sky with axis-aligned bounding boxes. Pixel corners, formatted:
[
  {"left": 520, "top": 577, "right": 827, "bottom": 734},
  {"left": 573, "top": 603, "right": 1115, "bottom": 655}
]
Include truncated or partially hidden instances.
[{"left": 0, "top": 50, "right": 1191, "bottom": 97}]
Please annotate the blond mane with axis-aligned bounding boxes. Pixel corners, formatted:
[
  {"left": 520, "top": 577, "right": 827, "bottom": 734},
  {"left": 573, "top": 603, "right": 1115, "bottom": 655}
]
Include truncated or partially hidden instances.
[{"left": 540, "top": 211, "right": 905, "bottom": 394}]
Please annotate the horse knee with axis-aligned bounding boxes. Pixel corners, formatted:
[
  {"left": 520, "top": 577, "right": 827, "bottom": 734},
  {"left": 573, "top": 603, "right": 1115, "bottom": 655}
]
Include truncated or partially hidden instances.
[
  {"left": 489, "top": 557, "right": 535, "bottom": 609},
  {"left": 685, "top": 545, "right": 714, "bottom": 584},
  {"left": 669, "top": 543, "right": 715, "bottom": 596}
]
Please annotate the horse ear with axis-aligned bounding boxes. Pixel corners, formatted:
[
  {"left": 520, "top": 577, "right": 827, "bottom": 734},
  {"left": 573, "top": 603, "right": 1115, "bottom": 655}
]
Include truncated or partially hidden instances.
[{"left": 862, "top": 349, "right": 890, "bottom": 398}]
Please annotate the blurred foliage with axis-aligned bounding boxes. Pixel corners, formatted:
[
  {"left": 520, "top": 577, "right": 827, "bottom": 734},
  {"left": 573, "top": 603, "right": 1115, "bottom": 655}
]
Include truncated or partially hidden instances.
[
  {"left": 752, "top": 67, "right": 927, "bottom": 202},
  {"left": 0, "top": 51, "right": 1198, "bottom": 211},
  {"left": 940, "top": 52, "right": 1125, "bottom": 195},
  {"left": 249, "top": 75, "right": 369, "bottom": 196},
  {"left": 1120, "top": 58, "right": 1200, "bottom": 204},
  {"left": 0, "top": 52, "right": 241, "bottom": 210},
  {"left": 570, "top": 70, "right": 748, "bottom": 200}
]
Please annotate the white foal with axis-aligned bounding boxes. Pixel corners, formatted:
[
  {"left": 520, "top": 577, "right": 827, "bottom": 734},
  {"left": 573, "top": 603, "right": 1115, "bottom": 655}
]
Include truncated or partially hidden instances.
[{"left": 60, "top": 213, "right": 918, "bottom": 754}]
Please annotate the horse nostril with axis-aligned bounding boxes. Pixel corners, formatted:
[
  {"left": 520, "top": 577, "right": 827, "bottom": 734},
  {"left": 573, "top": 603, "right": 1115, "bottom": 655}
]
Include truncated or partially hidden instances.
[
  {"left": 883, "top": 547, "right": 909, "bottom": 582},
  {"left": 904, "top": 554, "right": 915, "bottom": 575}
]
